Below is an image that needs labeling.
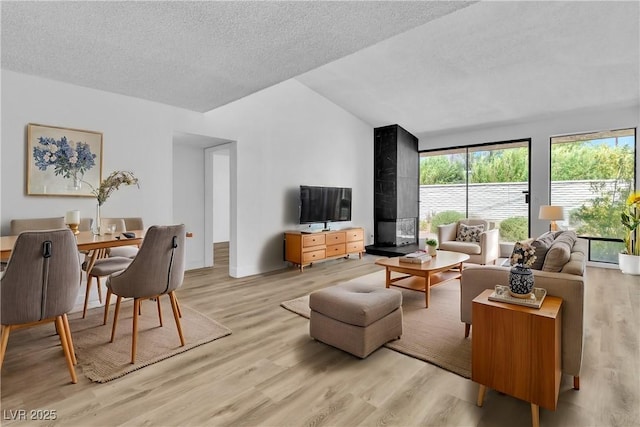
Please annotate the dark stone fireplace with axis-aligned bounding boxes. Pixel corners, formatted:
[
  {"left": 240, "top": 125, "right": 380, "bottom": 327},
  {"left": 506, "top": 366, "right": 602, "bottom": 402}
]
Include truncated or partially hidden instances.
[
  {"left": 366, "top": 124, "right": 420, "bottom": 257},
  {"left": 376, "top": 218, "right": 418, "bottom": 247}
]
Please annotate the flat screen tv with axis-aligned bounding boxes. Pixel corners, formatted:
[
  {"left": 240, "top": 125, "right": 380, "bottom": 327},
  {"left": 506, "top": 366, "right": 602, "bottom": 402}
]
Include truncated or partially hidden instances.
[{"left": 299, "top": 185, "right": 352, "bottom": 226}]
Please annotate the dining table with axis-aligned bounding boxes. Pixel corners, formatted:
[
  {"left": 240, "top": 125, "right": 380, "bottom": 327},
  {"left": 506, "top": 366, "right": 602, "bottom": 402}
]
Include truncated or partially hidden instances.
[{"left": 1, "top": 230, "right": 145, "bottom": 272}]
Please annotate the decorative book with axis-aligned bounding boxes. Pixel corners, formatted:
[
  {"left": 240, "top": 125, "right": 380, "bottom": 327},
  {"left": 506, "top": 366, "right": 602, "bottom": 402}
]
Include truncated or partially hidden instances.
[
  {"left": 488, "top": 285, "right": 547, "bottom": 309},
  {"left": 399, "top": 252, "right": 432, "bottom": 264}
]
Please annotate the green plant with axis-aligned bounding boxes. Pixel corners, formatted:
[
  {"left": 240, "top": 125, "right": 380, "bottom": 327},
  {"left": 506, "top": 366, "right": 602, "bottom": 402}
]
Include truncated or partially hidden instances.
[
  {"left": 498, "top": 217, "right": 529, "bottom": 242},
  {"left": 425, "top": 238, "right": 438, "bottom": 247},
  {"left": 85, "top": 170, "right": 139, "bottom": 206},
  {"left": 431, "top": 211, "right": 465, "bottom": 229},
  {"left": 621, "top": 190, "right": 640, "bottom": 255}
]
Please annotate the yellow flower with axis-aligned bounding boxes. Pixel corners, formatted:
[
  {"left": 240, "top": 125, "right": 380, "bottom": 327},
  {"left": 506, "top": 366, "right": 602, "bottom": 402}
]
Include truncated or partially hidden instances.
[{"left": 626, "top": 190, "right": 640, "bottom": 207}]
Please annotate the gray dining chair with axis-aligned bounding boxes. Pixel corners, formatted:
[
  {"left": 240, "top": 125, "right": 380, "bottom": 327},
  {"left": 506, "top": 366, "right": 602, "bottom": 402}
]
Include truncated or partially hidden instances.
[
  {"left": 105, "top": 224, "right": 186, "bottom": 363},
  {"left": 3, "top": 216, "right": 69, "bottom": 273},
  {"left": 100, "top": 218, "right": 139, "bottom": 259},
  {"left": 0, "top": 228, "right": 81, "bottom": 384},
  {"left": 10, "top": 217, "right": 66, "bottom": 235},
  {"left": 82, "top": 255, "right": 132, "bottom": 318}
]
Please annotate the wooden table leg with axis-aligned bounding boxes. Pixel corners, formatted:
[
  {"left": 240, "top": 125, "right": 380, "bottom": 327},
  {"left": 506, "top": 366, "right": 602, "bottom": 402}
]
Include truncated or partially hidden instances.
[
  {"left": 425, "top": 273, "right": 431, "bottom": 307},
  {"left": 531, "top": 403, "right": 539, "bottom": 427},
  {"left": 477, "top": 384, "right": 486, "bottom": 407},
  {"left": 385, "top": 268, "right": 391, "bottom": 289}
]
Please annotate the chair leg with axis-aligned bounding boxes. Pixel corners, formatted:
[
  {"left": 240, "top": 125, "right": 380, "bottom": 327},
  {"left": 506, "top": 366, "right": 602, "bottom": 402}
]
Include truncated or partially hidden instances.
[
  {"left": 103, "top": 289, "right": 112, "bottom": 326},
  {"left": 62, "top": 314, "right": 77, "bottom": 365},
  {"left": 573, "top": 376, "right": 580, "bottom": 390},
  {"left": 175, "top": 296, "right": 182, "bottom": 318},
  {"left": 464, "top": 323, "right": 471, "bottom": 338},
  {"left": 157, "top": 297, "right": 163, "bottom": 327},
  {"left": 169, "top": 292, "right": 185, "bottom": 347},
  {"left": 83, "top": 275, "right": 94, "bottom": 318},
  {"left": 131, "top": 298, "right": 140, "bottom": 364},
  {"left": 110, "top": 296, "right": 123, "bottom": 343},
  {"left": 96, "top": 277, "right": 103, "bottom": 304},
  {"left": 55, "top": 316, "right": 77, "bottom": 384},
  {"left": 0, "top": 325, "right": 11, "bottom": 368}
]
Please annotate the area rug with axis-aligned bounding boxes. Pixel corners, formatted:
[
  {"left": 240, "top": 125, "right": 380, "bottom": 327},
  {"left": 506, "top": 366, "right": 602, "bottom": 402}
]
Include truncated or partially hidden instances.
[
  {"left": 68, "top": 300, "right": 232, "bottom": 383},
  {"left": 281, "top": 271, "right": 471, "bottom": 378}
]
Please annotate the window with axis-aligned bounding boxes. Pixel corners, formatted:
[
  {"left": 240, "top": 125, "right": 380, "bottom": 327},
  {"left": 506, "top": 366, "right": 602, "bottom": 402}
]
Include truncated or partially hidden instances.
[
  {"left": 550, "top": 128, "right": 636, "bottom": 263},
  {"left": 419, "top": 140, "right": 530, "bottom": 244}
]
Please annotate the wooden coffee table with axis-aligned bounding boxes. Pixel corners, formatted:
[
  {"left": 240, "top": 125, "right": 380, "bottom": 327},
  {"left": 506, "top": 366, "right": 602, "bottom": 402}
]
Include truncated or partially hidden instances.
[{"left": 375, "top": 251, "right": 470, "bottom": 308}]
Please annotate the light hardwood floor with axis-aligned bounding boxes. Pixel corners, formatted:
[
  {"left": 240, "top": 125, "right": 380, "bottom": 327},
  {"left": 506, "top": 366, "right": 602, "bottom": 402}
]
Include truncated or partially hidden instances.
[{"left": 1, "top": 243, "right": 638, "bottom": 426}]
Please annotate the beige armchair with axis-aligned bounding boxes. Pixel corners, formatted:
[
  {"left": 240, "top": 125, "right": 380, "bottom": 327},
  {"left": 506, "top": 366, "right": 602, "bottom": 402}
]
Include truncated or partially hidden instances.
[{"left": 437, "top": 219, "right": 499, "bottom": 265}]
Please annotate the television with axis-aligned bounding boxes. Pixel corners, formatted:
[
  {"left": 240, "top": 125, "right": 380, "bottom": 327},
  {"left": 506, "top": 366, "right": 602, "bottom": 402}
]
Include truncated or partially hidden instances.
[{"left": 299, "top": 185, "right": 352, "bottom": 226}]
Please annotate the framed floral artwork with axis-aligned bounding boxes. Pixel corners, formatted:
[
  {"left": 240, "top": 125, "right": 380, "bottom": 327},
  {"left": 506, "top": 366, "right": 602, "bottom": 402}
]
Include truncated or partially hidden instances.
[{"left": 27, "top": 123, "right": 103, "bottom": 197}]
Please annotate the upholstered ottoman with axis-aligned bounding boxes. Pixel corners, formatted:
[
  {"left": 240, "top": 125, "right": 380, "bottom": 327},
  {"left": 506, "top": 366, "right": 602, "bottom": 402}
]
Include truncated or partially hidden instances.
[{"left": 309, "top": 282, "right": 403, "bottom": 358}]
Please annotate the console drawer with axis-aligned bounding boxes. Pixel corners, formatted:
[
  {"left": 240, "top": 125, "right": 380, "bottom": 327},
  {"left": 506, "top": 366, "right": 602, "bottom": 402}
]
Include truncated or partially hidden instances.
[
  {"left": 326, "top": 243, "right": 346, "bottom": 257},
  {"left": 326, "top": 232, "right": 346, "bottom": 244},
  {"left": 346, "top": 228, "right": 364, "bottom": 242},
  {"left": 303, "top": 234, "right": 326, "bottom": 247},
  {"left": 303, "top": 249, "right": 326, "bottom": 263},
  {"left": 347, "top": 241, "right": 364, "bottom": 253}
]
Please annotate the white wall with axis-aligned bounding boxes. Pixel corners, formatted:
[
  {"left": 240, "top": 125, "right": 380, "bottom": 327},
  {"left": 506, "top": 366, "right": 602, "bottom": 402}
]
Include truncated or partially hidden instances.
[
  {"left": 0, "top": 70, "right": 217, "bottom": 269},
  {"left": 172, "top": 143, "right": 206, "bottom": 270},
  {"left": 212, "top": 148, "right": 230, "bottom": 243},
  {"left": 0, "top": 71, "right": 194, "bottom": 230},
  {"left": 417, "top": 104, "right": 640, "bottom": 238},
  {"left": 2, "top": 71, "right": 374, "bottom": 277},
  {"left": 202, "top": 79, "right": 374, "bottom": 277}
]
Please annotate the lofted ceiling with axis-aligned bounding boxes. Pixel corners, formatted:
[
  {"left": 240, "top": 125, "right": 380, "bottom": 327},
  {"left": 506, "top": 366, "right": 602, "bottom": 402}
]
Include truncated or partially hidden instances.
[
  {"left": 297, "top": 1, "right": 640, "bottom": 138},
  {"left": 1, "top": 1, "right": 473, "bottom": 112},
  {"left": 2, "top": 1, "right": 638, "bottom": 137}
]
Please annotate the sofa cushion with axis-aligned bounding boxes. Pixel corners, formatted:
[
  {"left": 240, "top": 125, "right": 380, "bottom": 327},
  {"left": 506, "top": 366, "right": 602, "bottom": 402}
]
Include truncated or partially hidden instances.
[
  {"left": 529, "top": 231, "right": 556, "bottom": 270},
  {"left": 561, "top": 237, "right": 587, "bottom": 276},
  {"left": 542, "top": 231, "right": 578, "bottom": 272},
  {"left": 439, "top": 241, "right": 483, "bottom": 255},
  {"left": 456, "top": 224, "right": 484, "bottom": 243}
]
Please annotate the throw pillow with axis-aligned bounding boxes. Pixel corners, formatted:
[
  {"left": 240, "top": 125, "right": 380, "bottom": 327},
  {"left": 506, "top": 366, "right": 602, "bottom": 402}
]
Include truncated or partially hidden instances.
[
  {"left": 542, "top": 231, "right": 577, "bottom": 272},
  {"left": 456, "top": 224, "right": 485, "bottom": 243},
  {"left": 529, "top": 231, "right": 556, "bottom": 270}
]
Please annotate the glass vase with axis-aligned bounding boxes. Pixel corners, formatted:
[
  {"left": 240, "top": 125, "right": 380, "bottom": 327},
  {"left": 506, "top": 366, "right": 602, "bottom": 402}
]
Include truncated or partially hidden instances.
[
  {"left": 92, "top": 204, "right": 102, "bottom": 235},
  {"left": 509, "top": 265, "right": 534, "bottom": 297}
]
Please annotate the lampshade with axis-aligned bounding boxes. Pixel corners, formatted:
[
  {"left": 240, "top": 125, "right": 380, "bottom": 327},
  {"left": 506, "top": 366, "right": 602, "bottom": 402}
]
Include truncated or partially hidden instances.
[{"left": 538, "top": 205, "right": 565, "bottom": 221}]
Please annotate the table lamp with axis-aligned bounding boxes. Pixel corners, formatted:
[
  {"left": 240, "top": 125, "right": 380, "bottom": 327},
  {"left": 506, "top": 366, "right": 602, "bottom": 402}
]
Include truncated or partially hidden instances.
[
  {"left": 65, "top": 210, "right": 80, "bottom": 234},
  {"left": 539, "top": 205, "right": 564, "bottom": 231}
]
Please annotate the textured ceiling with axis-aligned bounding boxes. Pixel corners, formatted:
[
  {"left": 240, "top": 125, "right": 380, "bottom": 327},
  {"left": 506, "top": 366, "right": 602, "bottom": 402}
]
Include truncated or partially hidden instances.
[
  {"left": 2, "top": 1, "right": 637, "bottom": 136},
  {"left": 298, "top": 1, "right": 640, "bottom": 137},
  {"left": 1, "top": 0, "right": 473, "bottom": 112}
]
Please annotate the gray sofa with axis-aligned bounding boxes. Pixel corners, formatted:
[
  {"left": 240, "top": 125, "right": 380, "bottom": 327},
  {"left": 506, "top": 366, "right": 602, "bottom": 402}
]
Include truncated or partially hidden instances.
[{"left": 460, "top": 231, "right": 587, "bottom": 389}]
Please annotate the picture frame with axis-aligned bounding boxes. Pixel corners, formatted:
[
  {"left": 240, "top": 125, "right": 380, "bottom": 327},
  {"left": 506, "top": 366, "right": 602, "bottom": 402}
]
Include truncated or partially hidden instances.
[{"left": 26, "top": 123, "right": 103, "bottom": 197}]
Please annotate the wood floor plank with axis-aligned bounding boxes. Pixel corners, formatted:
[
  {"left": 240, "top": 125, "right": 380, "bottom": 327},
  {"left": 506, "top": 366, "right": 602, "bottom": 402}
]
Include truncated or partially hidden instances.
[{"left": 1, "top": 244, "right": 638, "bottom": 426}]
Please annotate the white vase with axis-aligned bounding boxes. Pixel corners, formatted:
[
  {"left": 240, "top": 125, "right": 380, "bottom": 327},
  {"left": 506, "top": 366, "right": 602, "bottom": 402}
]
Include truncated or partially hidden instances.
[
  {"left": 618, "top": 253, "right": 640, "bottom": 275},
  {"left": 427, "top": 245, "right": 437, "bottom": 256}
]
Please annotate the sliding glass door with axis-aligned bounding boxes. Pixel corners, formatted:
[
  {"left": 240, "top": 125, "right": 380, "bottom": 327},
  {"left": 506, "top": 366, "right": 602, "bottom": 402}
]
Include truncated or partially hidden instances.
[
  {"left": 550, "top": 128, "right": 636, "bottom": 263},
  {"left": 419, "top": 140, "right": 530, "bottom": 244}
]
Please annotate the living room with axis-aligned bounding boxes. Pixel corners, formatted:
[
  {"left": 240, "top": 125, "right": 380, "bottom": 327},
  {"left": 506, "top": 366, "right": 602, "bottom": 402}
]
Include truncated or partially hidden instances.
[{"left": 1, "top": 1, "right": 639, "bottom": 426}]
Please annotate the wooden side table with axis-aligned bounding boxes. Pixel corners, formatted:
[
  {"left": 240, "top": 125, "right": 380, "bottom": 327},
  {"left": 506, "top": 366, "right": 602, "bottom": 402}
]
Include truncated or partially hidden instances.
[{"left": 472, "top": 289, "right": 562, "bottom": 427}]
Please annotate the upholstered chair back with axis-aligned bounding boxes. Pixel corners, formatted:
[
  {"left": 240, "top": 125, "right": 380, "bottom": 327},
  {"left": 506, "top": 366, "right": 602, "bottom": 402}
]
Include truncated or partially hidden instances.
[
  {"left": 10, "top": 217, "right": 65, "bottom": 235},
  {"left": 79, "top": 217, "right": 93, "bottom": 232},
  {"left": 1, "top": 229, "right": 81, "bottom": 325},
  {"left": 107, "top": 224, "right": 186, "bottom": 298},
  {"left": 457, "top": 218, "right": 491, "bottom": 232},
  {"left": 122, "top": 217, "right": 144, "bottom": 231},
  {"left": 100, "top": 218, "right": 127, "bottom": 232}
]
